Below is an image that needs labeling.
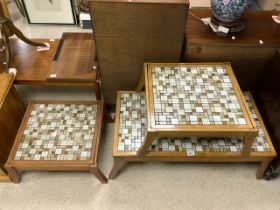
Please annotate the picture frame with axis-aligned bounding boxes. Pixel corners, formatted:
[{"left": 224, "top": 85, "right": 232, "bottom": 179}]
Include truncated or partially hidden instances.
[{"left": 22, "top": 0, "right": 76, "bottom": 25}]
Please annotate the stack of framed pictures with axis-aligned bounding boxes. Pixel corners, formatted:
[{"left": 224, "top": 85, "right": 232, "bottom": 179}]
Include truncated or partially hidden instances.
[{"left": 22, "top": 0, "right": 76, "bottom": 25}]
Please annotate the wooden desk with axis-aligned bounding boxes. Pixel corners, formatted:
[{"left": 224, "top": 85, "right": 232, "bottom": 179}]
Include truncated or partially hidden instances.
[
  {"left": 0, "top": 33, "right": 101, "bottom": 98},
  {"left": 186, "top": 9, "right": 280, "bottom": 90},
  {"left": 0, "top": 74, "right": 25, "bottom": 182}
]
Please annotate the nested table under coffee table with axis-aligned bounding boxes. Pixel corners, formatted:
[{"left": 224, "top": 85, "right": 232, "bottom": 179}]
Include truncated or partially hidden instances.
[
  {"left": 137, "top": 63, "right": 258, "bottom": 156},
  {"left": 5, "top": 100, "right": 108, "bottom": 183}
]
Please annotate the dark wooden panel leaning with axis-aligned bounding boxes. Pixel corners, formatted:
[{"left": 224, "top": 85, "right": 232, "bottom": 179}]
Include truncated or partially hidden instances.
[{"left": 89, "top": 0, "right": 189, "bottom": 104}]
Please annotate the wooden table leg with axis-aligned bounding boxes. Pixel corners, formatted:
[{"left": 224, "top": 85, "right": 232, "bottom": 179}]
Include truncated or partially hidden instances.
[
  {"left": 5, "top": 165, "right": 21, "bottom": 183},
  {"left": 242, "top": 132, "right": 257, "bottom": 156},
  {"left": 136, "top": 69, "right": 145, "bottom": 91},
  {"left": 104, "top": 109, "right": 113, "bottom": 122},
  {"left": 256, "top": 158, "right": 273, "bottom": 179},
  {"left": 90, "top": 166, "right": 108, "bottom": 184},
  {"left": 109, "top": 158, "right": 126, "bottom": 179},
  {"left": 137, "top": 131, "right": 157, "bottom": 156},
  {"left": 1, "top": 30, "right": 11, "bottom": 73},
  {"left": 0, "top": 0, "right": 10, "bottom": 18},
  {"left": 93, "top": 82, "right": 101, "bottom": 100}
]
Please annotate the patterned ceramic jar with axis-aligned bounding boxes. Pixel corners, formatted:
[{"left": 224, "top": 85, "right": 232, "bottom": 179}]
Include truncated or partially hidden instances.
[{"left": 211, "top": 0, "right": 248, "bottom": 22}]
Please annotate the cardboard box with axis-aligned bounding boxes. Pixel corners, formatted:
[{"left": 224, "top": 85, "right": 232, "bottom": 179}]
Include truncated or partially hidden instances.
[{"left": 256, "top": 0, "right": 280, "bottom": 10}]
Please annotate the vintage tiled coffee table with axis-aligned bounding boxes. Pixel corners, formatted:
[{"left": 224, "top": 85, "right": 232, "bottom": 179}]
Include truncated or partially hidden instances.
[
  {"left": 109, "top": 91, "right": 276, "bottom": 179},
  {"left": 5, "top": 100, "right": 108, "bottom": 183},
  {"left": 136, "top": 63, "right": 258, "bottom": 156}
]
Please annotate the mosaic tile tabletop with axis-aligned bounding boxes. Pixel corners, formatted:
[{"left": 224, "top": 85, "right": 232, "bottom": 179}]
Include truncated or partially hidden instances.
[
  {"left": 117, "top": 92, "right": 271, "bottom": 153},
  {"left": 150, "top": 65, "right": 247, "bottom": 126},
  {"left": 118, "top": 92, "right": 147, "bottom": 152},
  {"left": 14, "top": 103, "right": 98, "bottom": 161}
]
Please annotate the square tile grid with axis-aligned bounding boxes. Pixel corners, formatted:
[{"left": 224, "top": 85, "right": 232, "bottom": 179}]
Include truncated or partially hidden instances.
[
  {"left": 117, "top": 92, "right": 271, "bottom": 153},
  {"left": 150, "top": 65, "right": 247, "bottom": 126},
  {"left": 118, "top": 92, "right": 147, "bottom": 152},
  {"left": 14, "top": 103, "right": 98, "bottom": 161}
]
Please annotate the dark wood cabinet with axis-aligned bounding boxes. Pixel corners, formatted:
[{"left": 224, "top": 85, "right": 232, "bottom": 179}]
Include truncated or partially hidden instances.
[
  {"left": 186, "top": 9, "right": 280, "bottom": 90},
  {"left": 89, "top": 0, "right": 189, "bottom": 104},
  {"left": 0, "top": 74, "right": 25, "bottom": 182}
]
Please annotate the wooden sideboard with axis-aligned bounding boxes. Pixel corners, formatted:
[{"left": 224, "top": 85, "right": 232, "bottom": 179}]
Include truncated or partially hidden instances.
[
  {"left": 186, "top": 9, "right": 280, "bottom": 90},
  {"left": 0, "top": 74, "right": 25, "bottom": 182},
  {"left": 89, "top": 0, "right": 189, "bottom": 104}
]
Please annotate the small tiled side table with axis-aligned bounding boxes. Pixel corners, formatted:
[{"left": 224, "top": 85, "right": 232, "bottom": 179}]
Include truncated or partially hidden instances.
[
  {"left": 137, "top": 63, "right": 258, "bottom": 156},
  {"left": 5, "top": 100, "right": 108, "bottom": 184}
]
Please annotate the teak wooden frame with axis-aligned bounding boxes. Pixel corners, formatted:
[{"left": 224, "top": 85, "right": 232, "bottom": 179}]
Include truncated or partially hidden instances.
[
  {"left": 109, "top": 91, "right": 276, "bottom": 179},
  {"left": 136, "top": 62, "right": 258, "bottom": 156},
  {"left": 5, "top": 100, "right": 108, "bottom": 184}
]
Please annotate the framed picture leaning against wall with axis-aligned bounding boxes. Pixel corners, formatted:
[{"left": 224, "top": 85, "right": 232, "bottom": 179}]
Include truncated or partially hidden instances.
[{"left": 22, "top": 0, "right": 76, "bottom": 25}]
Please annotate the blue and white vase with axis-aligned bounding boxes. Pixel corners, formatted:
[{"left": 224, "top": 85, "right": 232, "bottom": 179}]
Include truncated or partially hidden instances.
[{"left": 211, "top": 0, "right": 248, "bottom": 23}]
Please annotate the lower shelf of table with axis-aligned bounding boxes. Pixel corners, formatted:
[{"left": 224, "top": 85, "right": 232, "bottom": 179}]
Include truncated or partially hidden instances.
[
  {"left": 113, "top": 91, "right": 277, "bottom": 160},
  {"left": 114, "top": 149, "right": 274, "bottom": 160}
]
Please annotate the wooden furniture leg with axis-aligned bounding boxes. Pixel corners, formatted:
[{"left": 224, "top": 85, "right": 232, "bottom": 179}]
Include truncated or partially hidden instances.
[
  {"left": 94, "top": 77, "right": 113, "bottom": 122},
  {"left": 136, "top": 69, "right": 145, "bottom": 91},
  {"left": 109, "top": 158, "right": 126, "bottom": 179},
  {"left": 0, "top": 0, "right": 9, "bottom": 19},
  {"left": 80, "top": 0, "right": 90, "bottom": 12},
  {"left": 90, "top": 166, "right": 108, "bottom": 184},
  {"left": 256, "top": 159, "right": 273, "bottom": 179},
  {"left": 137, "top": 132, "right": 157, "bottom": 156},
  {"left": 242, "top": 132, "right": 257, "bottom": 156},
  {"left": 104, "top": 108, "right": 113, "bottom": 122},
  {"left": 1, "top": 29, "right": 11, "bottom": 73},
  {"left": 13, "top": 0, "right": 26, "bottom": 17},
  {"left": 5, "top": 165, "right": 21, "bottom": 183},
  {"left": 93, "top": 82, "right": 101, "bottom": 100}
]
